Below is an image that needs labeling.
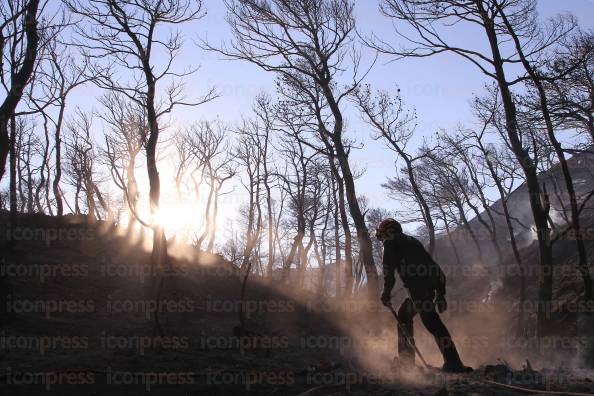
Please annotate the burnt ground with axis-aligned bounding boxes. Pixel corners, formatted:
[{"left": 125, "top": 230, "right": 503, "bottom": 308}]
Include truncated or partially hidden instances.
[{"left": 1, "top": 213, "right": 594, "bottom": 395}]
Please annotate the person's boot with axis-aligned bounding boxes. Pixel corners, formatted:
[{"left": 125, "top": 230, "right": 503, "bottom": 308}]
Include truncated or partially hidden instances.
[{"left": 438, "top": 336, "right": 472, "bottom": 373}]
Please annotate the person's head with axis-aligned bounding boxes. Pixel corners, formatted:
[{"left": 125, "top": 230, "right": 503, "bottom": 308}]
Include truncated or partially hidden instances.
[{"left": 376, "top": 218, "right": 403, "bottom": 241}]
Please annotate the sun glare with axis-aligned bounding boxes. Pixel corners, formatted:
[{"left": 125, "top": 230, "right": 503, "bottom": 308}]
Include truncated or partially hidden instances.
[
  {"left": 125, "top": 161, "right": 238, "bottom": 245},
  {"left": 153, "top": 203, "right": 198, "bottom": 236}
]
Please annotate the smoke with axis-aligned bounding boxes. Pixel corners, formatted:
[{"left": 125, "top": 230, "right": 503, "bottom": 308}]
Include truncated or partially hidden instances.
[{"left": 482, "top": 280, "right": 503, "bottom": 304}]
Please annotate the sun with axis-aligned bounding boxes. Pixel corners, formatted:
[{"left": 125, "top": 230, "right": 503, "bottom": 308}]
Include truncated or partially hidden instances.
[
  {"left": 152, "top": 202, "right": 199, "bottom": 237},
  {"left": 124, "top": 161, "right": 240, "bottom": 246}
]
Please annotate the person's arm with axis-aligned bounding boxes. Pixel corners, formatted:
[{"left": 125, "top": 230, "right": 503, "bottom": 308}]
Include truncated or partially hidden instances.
[
  {"left": 434, "top": 260, "right": 446, "bottom": 297},
  {"left": 421, "top": 244, "right": 447, "bottom": 312},
  {"left": 434, "top": 262, "right": 447, "bottom": 313}
]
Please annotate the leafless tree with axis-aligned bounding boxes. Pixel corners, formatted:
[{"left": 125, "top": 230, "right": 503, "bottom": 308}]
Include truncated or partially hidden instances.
[
  {"left": 206, "top": 0, "right": 379, "bottom": 298},
  {"left": 441, "top": 132, "right": 505, "bottom": 268},
  {"left": 252, "top": 95, "right": 277, "bottom": 280},
  {"left": 506, "top": 20, "right": 593, "bottom": 300},
  {"left": 40, "top": 40, "right": 95, "bottom": 216},
  {"left": 19, "top": 120, "right": 41, "bottom": 213},
  {"left": 273, "top": 107, "right": 325, "bottom": 288},
  {"left": 67, "top": 0, "right": 217, "bottom": 271},
  {"left": 374, "top": 0, "right": 565, "bottom": 335},
  {"left": 31, "top": 105, "right": 54, "bottom": 214},
  {"left": 538, "top": 32, "right": 594, "bottom": 145},
  {"left": 0, "top": 189, "right": 8, "bottom": 210},
  {"left": 417, "top": 146, "right": 488, "bottom": 267},
  {"left": 366, "top": 206, "right": 393, "bottom": 267},
  {"left": 0, "top": 0, "right": 41, "bottom": 181},
  {"left": 64, "top": 110, "right": 110, "bottom": 220},
  {"left": 328, "top": 155, "right": 354, "bottom": 296},
  {"left": 235, "top": 120, "right": 265, "bottom": 273},
  {"left": 11, "top": 117, "right": 37, "bottom": 213},
  {"left": 469, "top": 93, "right": 529, "bottom": 333},
  {"left": 297, "top": 159, "right": 328, "bottom": 289},
  {"left": 184, "top": 121, "right": 237, "bottom": 252},
  {"left": 354, "top": 85, "right": 435, "bottom": 254},
  {"left": 312, "top": 171, "right": 334, "bottom": 295},
  {"left": 101, "top": 92, "right": 146, "bottom": 232}
]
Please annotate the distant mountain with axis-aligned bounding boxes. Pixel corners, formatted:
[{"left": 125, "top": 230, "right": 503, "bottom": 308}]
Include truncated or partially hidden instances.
[
  {"left": 433, "top": 151, "right": 594, "bottom": 360},
  {"left": 435, "top": 150, "right": 594, "bottom": 274}
]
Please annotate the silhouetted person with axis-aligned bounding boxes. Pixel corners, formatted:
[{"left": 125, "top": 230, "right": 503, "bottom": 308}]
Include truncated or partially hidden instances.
[{"left": 377, "top": 218, "right": 471, "bottom": 373}]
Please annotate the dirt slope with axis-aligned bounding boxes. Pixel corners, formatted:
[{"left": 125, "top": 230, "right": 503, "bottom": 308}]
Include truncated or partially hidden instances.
[{"left": 1, "top": 213, "right": 594, "bottom": 395}]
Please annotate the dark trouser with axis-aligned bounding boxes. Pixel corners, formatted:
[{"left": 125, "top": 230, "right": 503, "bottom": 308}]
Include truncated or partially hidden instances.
[{"left": 397, "top": 288, "right": 463, "bottom": 368}]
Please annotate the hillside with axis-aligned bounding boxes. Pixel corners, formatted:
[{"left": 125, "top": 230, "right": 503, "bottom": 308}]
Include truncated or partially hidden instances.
[
  {"left": 430, "top": 151, "right": 594, "bottom": 365},
  {"left": 1, "top": 213, "right": 594, "bottom": 395},
  {"left": 438, "top": 150, "right": 594, "bottom": 269}
]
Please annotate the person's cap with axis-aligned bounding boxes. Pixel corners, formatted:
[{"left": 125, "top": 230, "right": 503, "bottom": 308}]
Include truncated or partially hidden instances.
[{"left": 376, "top": 218, "right": 402, "bottom": 240}]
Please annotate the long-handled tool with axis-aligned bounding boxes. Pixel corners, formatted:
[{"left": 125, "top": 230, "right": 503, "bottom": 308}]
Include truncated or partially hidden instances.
[{"left": 386, "top": 304, "right": 429, "bottom": 369}]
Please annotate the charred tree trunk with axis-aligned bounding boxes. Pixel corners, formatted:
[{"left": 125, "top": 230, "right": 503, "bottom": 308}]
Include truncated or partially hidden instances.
[
  {"left": 145, "top": 80, "right": 166, "bottom": 336},
  {"left": 74, "top": 180, "right": 81, "bottom": 214},
  {"left": 35, "top": 114, "right": 51, "bottom": 214},
  {"left": 479, "top": 8, "right": 553, "bottom": 335},
  {"left": 197, "top": 175, "right": 215, "bottom": 250},
  {"left": 126, "top": 155, "right": 139, "bottom": 236},
  {"left": 143, "top": 72, "right": 168, "bottom": 276},
  {"left": 9, "top": 117, "right": 17, "bottom": 227},
  {"left": 53, "top": 99, "right": 67, "bottom": 216},
  {"left": 329, "top": 159, "right": 353, "bottom": 297},
  {"left": 437, "top": 203, "right": 462, "bottom": 268},
  {"left": 317, "top": 76, "right": 377, "bottom": 299},
  {"left": 500, "top": 10, "right": 593, "bottom": 301},
  {"left": 264, "top": 169, "right": 274, "bottom": 280},
  {"left": 454, "top": 198, "right": 485, "bottom": 265},
  {"left": 454, "top": 146, "right": 505, "bottom": 267},
  {"left": 331, "top": 127, "right": 378, "bottom": 299},
  {"left": 407, "top": 160, "right": 436, "bottom": 255},
  {"left": 17, "top": 135, "right": 26, "bottom": 214},
  {"left": 241, "top": 171, "right": 258, "bottom": 271},
  {"left": 93, "top": 183, "right": 112, "bottom": 221},
  {"left": 0, "top": 0, "right": 40, "bottom": 181},
  {"left": 478, "top": 140, "right": 527, "bottom": 334},
  {"left": 282, "top": 220, "right": 306, "bottom": 284},
  {"left": 206, "top": 184, "right": 221, "bottom": 253},
  {"left": 85, "top": 182, "right": 97, "bottom": 219},
  {"left": 24, "top": 137, "right": 34, "bottom": 213},
  {"left": 331, "top": 172, "right": 342, "bottom": 297}
]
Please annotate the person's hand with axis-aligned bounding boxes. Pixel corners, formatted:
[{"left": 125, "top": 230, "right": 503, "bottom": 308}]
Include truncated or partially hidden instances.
[
  {"left": 381, "top": 291, "right": 392, "bottom": 307},
  {"left": 435, "top": 294, "right": 447, "bottom": 313}
]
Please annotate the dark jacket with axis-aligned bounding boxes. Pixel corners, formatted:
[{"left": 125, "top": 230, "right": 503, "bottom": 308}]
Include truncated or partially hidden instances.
[{"left": 382, "top": 235, "right": 446, "bottom": 296}]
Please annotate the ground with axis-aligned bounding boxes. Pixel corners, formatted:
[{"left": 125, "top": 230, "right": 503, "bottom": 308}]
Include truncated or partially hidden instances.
[{"left": 1, "top": 213, "right": 594, "bottom": 395}]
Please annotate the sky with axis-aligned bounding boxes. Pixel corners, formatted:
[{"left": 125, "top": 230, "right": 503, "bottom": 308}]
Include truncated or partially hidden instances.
[{"left": 47, "top": 0, "right": 594, "bottom": 235}]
